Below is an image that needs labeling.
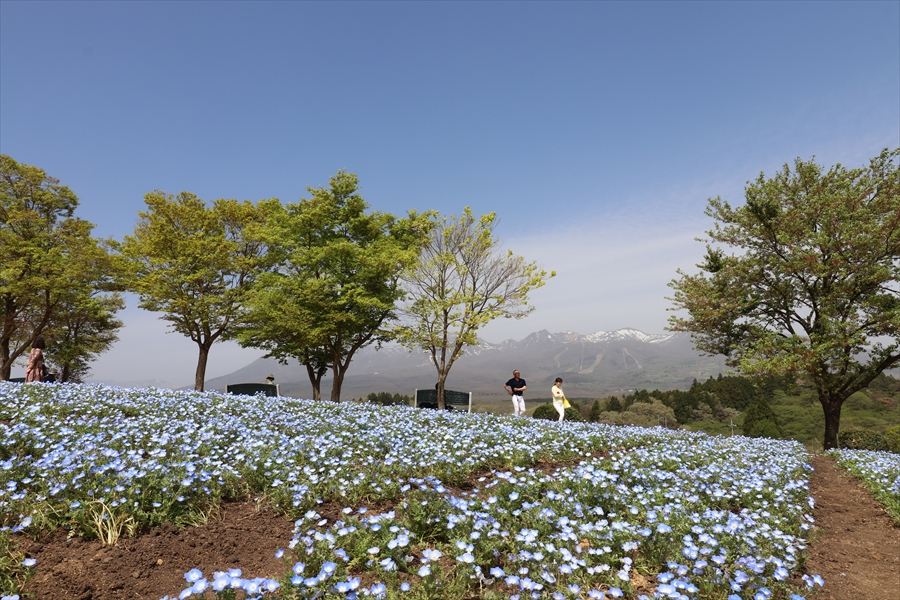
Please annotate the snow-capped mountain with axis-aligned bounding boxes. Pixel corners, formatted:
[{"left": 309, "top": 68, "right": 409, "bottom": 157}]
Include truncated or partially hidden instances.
[{"left": 205, "top": 328, "right": 725, "bottom": 400}]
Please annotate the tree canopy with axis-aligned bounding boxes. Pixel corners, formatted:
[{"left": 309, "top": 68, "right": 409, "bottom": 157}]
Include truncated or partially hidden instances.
[
  {"left": 235, "top": 171, "right": 431, "bottom": 401},
  {"left": 394, "top": 208, "right": 554, "bottom": 409},
  {"left": 119, "top": 191, "right": 270, "bottom": 390},
  {"left": 668, "top": 148, "right": 900, "bottom": 448},
  {"left": 1, "top": 155, "right": 123, "bottom": 380}
]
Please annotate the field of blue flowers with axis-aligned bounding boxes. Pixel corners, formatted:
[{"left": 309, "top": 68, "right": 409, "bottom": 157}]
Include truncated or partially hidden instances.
[{"left": 0, "top": 381, "right": 861, "bottom": 600}]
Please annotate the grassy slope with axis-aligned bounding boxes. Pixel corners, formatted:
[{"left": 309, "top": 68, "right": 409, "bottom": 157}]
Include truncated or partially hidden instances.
[{"left": 689, "top": 384, "right": 900, "bottom": 451}]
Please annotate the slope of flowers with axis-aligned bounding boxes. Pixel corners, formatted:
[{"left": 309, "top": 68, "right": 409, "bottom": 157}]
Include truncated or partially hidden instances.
[
  {"left": 0, "top": 382, "right": 822, "bottom": 599},
  {"left": 826, "top": 448, "right": 900, "bottom": 522}
]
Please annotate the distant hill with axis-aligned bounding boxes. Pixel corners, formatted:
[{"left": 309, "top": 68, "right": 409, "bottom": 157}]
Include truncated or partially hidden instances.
[{"left": 204, "top": 328, "right": 727, "bottom": 401}]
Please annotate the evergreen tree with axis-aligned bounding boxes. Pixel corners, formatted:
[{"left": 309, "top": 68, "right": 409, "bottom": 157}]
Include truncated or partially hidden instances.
[
  {"left": 606, "top": 396, "right": 622, "bottom": 412},
  {"left": 742, "top": 396, "right": 783, "bottom": 438},
  {"left": 589, "top": 399, "right": 604, "bottom": 422}
]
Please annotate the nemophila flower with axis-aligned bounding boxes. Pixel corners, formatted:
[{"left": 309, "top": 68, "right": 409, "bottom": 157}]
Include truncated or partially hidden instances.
[
  {"left": 22, "top": 558, "right": 36, "bottom": 567},
  {"left": 184, "top": 568, "right": 203, "bottom": 583},
  {"left": 418, "top": 565, "right": 431, "bottom": 577},
  {"left": 422, "top": 548, "right": 442, "bottom": 562}
]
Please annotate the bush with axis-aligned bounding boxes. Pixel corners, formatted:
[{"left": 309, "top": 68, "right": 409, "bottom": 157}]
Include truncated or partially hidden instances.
[
  {"left": 532, "top": 403, "right": 584, "bottom": 422},
  {"left": 885, "top": 425, "right": 900, "bottom": 454},
  {"left": 748, "top": 420, "right": 782, "bottom": 440},
  {"left": 838, "top": 429, "right": 889, "bottom": 451},
  {"left": 599, "top": 399, "right": 678, "bottom": 428},
  {"left": 365, "top": 392, "right": 411, "bottom": 406}
]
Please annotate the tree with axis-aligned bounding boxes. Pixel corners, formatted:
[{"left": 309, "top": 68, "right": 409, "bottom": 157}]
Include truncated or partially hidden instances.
[
  {"left": 43, "top": 293, "right": 125, "bottom": 383},
  {"left": 394, "top": 208, "right": 555, "bottom": 409},
  {"left": 119, "top": 192, "right": 270, "bottom": 391},
  {"left": 1, "top": 155, "right": 123, "bottom": 380},
  {"left": 236, "top": 172, "right": 430, "bottom": 402},
  {"left": 668, "top": 149, "right": 900, "bottom": 449},
  {"left": 741, "top": 396, "right": 783, "bottom": 439},
  {"left": 589, "top": 399, "right": 604, "bottom": 422}
]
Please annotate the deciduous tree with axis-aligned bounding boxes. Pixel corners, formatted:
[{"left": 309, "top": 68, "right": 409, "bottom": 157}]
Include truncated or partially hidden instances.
[
  {"left": 119, "top": 192, "right": 270, "bottom": 390},
  {"left": 394, "top": 208, "right": 554, "bottom": 409},
  {"left": 668, "top": 149, "right": 900, "bottom": 448},
  {"left": 237, "top": 172, "right": 430, "bottom": 401},
  {"left": 1, "top": 155, "right": 122, "bottom": 380}
]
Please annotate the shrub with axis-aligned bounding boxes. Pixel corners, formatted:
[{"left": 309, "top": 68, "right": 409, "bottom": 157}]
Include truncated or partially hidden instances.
[
  {"left": 532, "top": 403, "right": 584, "bottom": 422},
  {"left": 749, "top": 420, "right": 782, "bottom": 440},
  {"left": 600, "top": 399, "right": 678, "bottom": 428},
  {"left": 885, "top": 425, "right": 900, "bottom": 454},
  {"left": 838, "top": 429, "right": 889, "bottom": 452},
  {"left": 366, "top": 392, "right": 411, "bottom": 406}
]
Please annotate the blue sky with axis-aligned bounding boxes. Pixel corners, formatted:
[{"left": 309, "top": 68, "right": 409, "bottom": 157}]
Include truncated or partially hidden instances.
[{"left": 2, "top": 1, "right": 898, "bottom": 386}]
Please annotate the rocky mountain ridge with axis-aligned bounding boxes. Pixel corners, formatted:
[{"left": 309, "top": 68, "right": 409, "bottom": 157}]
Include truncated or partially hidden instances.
[{"left": 204, "top": 328, "right": 725, "bottom": 400}]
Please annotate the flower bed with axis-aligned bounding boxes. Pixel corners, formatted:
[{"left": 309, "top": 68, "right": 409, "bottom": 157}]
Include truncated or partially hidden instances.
[{"left": 1, "top": 382, "right": 823, "bottom": 599}]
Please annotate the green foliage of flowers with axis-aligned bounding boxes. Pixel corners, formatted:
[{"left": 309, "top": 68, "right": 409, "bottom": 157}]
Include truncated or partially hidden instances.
[
  {"left": 827, "top": 448, "right": 900, "bottom": 523},
  {"left": 1, "top": 381, "right": 828, "bottom": 599},
  {"left": 0, "top": 529, "right": 33, "bottom": 597}
]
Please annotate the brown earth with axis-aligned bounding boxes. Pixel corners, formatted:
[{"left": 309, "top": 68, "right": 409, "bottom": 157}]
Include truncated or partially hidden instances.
[
  {"left": 12, "top": 455, "right": 900, "bottom": 600},
  {"left": 799, "top": 455, "right": 899, "bottom": 600}
]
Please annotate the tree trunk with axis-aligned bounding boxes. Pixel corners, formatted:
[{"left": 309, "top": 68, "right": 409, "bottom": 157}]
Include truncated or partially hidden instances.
[
  {"left": 330, "top": 368, "right": 344, "bottom": 402},
  {"left": 819, "top": 394, "right": 843, "bottom": 450},
  {"left": 195, "top": 344, "right": 210, "bottom": 391},
  {"left": 1, "top": 336, "right": 9, "bottom": 380},
  {"left": 306, "top": 363, "right": 322, "bottom": 401},
  {"left": 437, "top": 373, "right": 446, "bottom": 410}
]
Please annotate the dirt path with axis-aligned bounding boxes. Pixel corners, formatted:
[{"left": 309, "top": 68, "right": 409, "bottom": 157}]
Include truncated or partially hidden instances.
[
  {"left": 13, "top": 455, "right": 900, "bottom": 599},
  {"left": 800, "top": 455, "right": 899, "bottom": 600}
]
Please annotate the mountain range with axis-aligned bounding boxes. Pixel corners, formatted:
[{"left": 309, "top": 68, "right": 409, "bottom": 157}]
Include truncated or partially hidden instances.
[{"left": 203, "top": 328, "right": 727, "bottom": 401}]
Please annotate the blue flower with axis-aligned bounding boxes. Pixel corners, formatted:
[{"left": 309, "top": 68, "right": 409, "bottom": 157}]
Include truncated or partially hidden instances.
[{"left": 184, "top": 568, "right": 203, "bottom": 583}]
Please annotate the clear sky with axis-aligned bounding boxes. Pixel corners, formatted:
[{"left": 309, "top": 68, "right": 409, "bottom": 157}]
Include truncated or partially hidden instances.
[{"left": 2, "top": 1, "right": 898, "bottom": 387}]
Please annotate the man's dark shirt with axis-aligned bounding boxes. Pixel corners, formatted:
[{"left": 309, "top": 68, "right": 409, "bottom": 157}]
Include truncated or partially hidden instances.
[{"left": 506, "top": 377, "right": 526, "bottom": 396}]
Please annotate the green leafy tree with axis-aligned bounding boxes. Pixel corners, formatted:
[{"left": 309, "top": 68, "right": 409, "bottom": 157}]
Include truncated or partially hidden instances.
[
  {"left": 1, "top": 155, "right": 122, "bottom": 380},
  {"left": 394, "top": 208, "right": 554, "bottom": 409},
  {"left": 589, "top": 399, "right": 604, "bottom": 422},
  {"left": 237, "top": 172, "right": 430, "bottom": 402},
  {"left": 606, "top": 396, "right": 622, "bottom": 412},
  {"left": 43, "top": 284, "right": 125, "bottom": 383},
  {"left": 119, "top": 192, "right": 269, "bottom": 391},
  {"left": 742, "top": 396, "right": 783, "bottom": 438},
  {"left": 668, "top": 149, "right": 900, "bottom": 448}
]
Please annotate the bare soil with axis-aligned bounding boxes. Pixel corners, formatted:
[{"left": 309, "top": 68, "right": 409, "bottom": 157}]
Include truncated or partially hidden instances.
[
  {"left": 798, "top": 455, "right": 899, "bottom": 600},
  {"left": 12, "top": 455, "right": 900, "bottom": 599}
]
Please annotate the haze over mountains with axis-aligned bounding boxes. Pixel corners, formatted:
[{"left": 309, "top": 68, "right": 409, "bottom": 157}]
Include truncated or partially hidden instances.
[{"left": 199, "top": 328, "right": 727, "bottom": 401}]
